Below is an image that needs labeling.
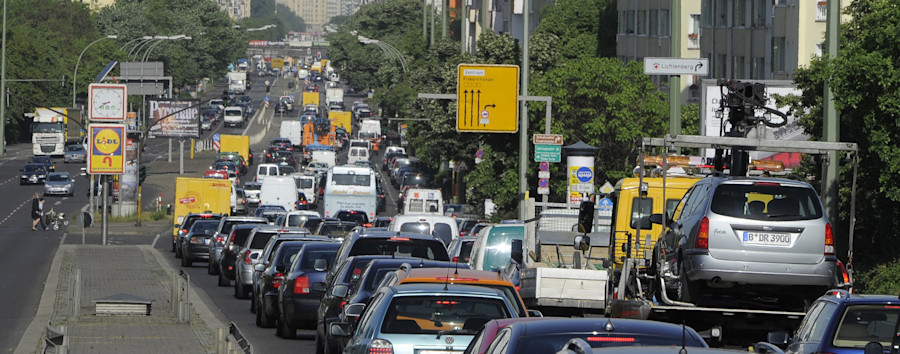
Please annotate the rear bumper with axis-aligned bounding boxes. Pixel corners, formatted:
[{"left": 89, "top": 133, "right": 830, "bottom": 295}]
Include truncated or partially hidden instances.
[{"left": 685, "top": 252, "right": 836, "bottom": 286}]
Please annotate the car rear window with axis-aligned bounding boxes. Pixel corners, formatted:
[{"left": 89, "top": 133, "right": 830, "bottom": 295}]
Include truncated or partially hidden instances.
[
  {"left": 458, "top": 241, "right": 474, "bottom": 263},
  {"left": 711, "top": 183, "right": 824, "bottom": 221},
  {"left": 433, "top": 223, "right": 453, "bottom": 245},
  {"left": 399, "top": 222, "right": 430, "bottom": 235},
  {"left": 380, "top": 296, "right": 510, "bottom": 334},
  {"left": 318, "top": 223, "right": 357, "bottom": 237},
  {"left": 297, "top": 249, "right": 339, "bottom": 270},
  {"left": 337, "top": 212, "right": 369, "bottom": 225},
  {"left": 190, "top": 220, "right": 220, "bottom": 236},
  {"left": 349, "top": 238, "right": 449, "bottom": 261},
  {"left": 230, "top": 227, "right": 256, "bottom": 246},
  {"left": 511, "top": 331, "right": 706, "bottom": 354},
  {"left": 832, "top": 304, "right": 900, "bottom": 348},
  {"left": 276, "top": 245, "right": 305, "bottom": 266},
  {"left": 249, "top": 232, "right": 278, "bottom": 249}
]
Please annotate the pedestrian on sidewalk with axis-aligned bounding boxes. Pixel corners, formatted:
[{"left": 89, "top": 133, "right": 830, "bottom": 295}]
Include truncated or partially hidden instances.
[{"left": 31, "top": 194, "right": 46, "bottom": 231}]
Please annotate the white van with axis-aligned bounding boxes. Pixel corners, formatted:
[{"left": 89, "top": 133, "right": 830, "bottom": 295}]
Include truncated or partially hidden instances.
[
  {"left": 347, "top": 146, "right": 369, "bottom": 165},
  {"left": 259, "top": 176, "right": 298, "bottom": 211},
  {"left": 311, "top": 150, "right": 336, "bottom": 168},
  {"left": 402, "top": 188, "right": 443, "bottom": 215},
  {"left": 224, "top": 106, "right": 244, "bottom": 128},
  {"left": 291, "top": 173, "right": 318, "bottom": 207},
  {"left": 279, "top": 121, "right": 303, "bottom": 147},
  {"left": 387, "top": 214, "right": 459, "bottom": 246},
  {"left": 255, "top": 163, "right": 281, "bottom": 183}
]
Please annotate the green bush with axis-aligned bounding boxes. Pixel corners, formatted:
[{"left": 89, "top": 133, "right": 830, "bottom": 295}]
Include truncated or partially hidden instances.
[{"left": 854, "top": 258, "right": 900, "bottom": 295}]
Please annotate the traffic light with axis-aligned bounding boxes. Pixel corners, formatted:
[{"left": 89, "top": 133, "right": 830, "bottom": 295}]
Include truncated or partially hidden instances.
[{"left": 139, "top": 165, "right": 148, "bottom": 185}]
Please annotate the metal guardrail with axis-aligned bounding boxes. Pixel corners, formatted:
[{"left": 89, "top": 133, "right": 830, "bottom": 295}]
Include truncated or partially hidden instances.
[
  {"left": 171, "top": 270, "right": 190, "bottom": 323},
  {"left": 42, "top": 322, "right": 66, "bottom": 354},
  {"left": 228, "top": 322, "right": 252, "bottom": 354},
  {"left": 67, "top": 269, "right": 81, "bottom": 320}
]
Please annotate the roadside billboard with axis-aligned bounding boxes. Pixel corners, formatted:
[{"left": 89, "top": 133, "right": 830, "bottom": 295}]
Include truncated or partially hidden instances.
[{"left": 147, "top": 98, "right": 200, "bottom": 138}]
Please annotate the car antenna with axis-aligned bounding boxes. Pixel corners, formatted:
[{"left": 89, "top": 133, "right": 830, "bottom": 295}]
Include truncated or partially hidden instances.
[
  {"left": 679, "top": 321, "right": 687, "bottom": 354},
  {"left": 443, "top": 264, "right": 450, "bottom": 291}
]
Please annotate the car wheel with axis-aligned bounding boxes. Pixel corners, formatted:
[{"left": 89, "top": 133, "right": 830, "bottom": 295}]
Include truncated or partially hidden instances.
[
  {"left": 259, "top": 298, "right": 275, "bottom": 328},
  {"left": 250, "top": 292, "right": 257, "bottom": 313},
  {"left": 175, "top": 244, "right": 183, "bottom": 258},
  {"left": 181, "top": 254, "right": 192, "bottom": 267},
  {"left": 677, "top": 263, "right": 700, "bottom": 304},
  {"left": 276, "top": 312, "right": 296, "bottom": 339},
  {"left": 208, "top": 261, "right": 217, "bottom": 275},
  {"left": 218, "top": 272, "right": 230, "bottom": 287},
  {"left": 315, "top": 329, "right": 326, "bottom": 354},
  {"left": 235, "top": 279, "right": 249, "bottom": 299}
]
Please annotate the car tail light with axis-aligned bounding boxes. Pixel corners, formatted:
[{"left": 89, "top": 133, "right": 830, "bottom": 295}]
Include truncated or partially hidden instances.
[
  {"left": 293, "top": 275, "right": 310, "bottom": 294},
  {"left": 695, "top": 217, "right": 709, "bottom": 249},
  {"left": 216, "top": 235, "right": 225, "bottom": 243},
  {"left": 273, "top": 272, "right": 284, "bottom": 288},
  {"left": 339, "top": 300, "right": 347, "bottom": 309},
  {"left": 587, "top": 337, "right": 636, "bottom": 343},
  {"left": 367, "top": 339, "right": 393, "bottom": 354},
  {"left": 824, "top": 223, "right": 835, "bottom": 256},
  {"left": 181, "top": 228, "right": 189, "bottom": 235},
  {"left": 452, "top": 257, "right": 459, "bottom": 262},
  {"left": 243, "top": 250, "right": 252, "bottom": 265}
]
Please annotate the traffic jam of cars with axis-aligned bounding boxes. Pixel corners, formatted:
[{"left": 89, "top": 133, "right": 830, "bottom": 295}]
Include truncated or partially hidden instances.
[{"left": 156, "top": 67, "right": 900, "bottom": 354}]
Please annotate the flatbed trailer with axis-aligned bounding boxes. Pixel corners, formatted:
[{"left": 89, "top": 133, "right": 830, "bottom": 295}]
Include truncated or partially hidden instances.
[{"left": 605, "top": 134, "right": 858, "bottom": 346}]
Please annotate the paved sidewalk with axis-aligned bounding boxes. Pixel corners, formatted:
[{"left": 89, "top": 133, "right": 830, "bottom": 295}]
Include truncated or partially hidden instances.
[{"left": 15, "top": 220, "right": 227, "bottom": 354}]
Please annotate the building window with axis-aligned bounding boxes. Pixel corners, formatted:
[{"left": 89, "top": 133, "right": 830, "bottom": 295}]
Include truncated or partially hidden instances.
[
  {"left": 650, "top": 10, "right": 659, "bottom": 36},
  {"left": 716, "top": 54, "right": 727, "bottom": 78},
  {"left": 660, "top": 10, "right": 670, "bottom": 36},
  {"left": 688, "top": 14, "right": 701, "bottom": 49},
  {"left": 752, "top": 57, "right": 766, "bottom": 79},
  {"left": 638, "top": 10, "right": 647, "bottom": 35},
  {"left": 716, "top": 0, "right": 729, "bottom": 27},
  {"left": 626, "top": 10, "right": 636, "bottom": 34},
  {"left": 816, "top": 1, "right": 827, "bottom": 21},
  {"left": 619, "top": 11, "right": 626, "bottom": 34},
  {"left": 772, "top": 37, "right": 786, "bottom": 72},
  {"left": 752, "top": 0, "right": 766, "bottom": 27},
  {"left": 701, "top": 0, "right": 711, "bottom": 27},
  {"left": 735, "top": 0, "right": 747, "bottom": 27},
  {"left": 733, "top": 56, "right": 745, "bottom": 78}
]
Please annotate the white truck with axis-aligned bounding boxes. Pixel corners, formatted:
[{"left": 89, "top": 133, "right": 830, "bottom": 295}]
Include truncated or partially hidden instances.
[
  {"left": 227, "top": 71, "right": 247, "bottom": 94},
  {"left": 31, "top": 107, "right": 79, "bottom": 156},
  {"left": 325, "top": 88, "right": 344, "bottom": 109},
  {"left": 280, "top": 121, "right": 303, "bottom": 148},
  {"left": 358, "top": 119, "right": 382, "bottom": 146}
]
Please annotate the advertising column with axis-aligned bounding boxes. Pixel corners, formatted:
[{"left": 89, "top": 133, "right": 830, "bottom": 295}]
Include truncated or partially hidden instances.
[{"left": 567, "top": 155, "right": 594, "bottom": 205}]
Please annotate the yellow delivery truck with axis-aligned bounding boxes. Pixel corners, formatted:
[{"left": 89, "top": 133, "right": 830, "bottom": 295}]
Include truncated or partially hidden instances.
[
  {"left": 302, "top": 91, "right": 320, "bottom": 107},
  {"left": 172, "top": 177, "right": 232, "bottom": 239},
  {"left": 219, "top": 134, "right": 250, "bottom": 164},
  {"left": 328, "top": 111, "right": 352, "bottom": 135}
]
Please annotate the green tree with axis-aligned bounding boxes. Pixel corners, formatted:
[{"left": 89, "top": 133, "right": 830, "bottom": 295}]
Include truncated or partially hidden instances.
[
  {"left": 534, "top": 0, "right": 616, "bottom": 59},
  {"left": 788, "top": 0, "right": 900, "bottom": 279}
]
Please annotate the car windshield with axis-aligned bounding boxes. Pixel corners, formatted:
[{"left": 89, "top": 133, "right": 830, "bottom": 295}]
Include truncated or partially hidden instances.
[
  {"left": 710, "top": 183, "right": 824, "bottom": 221},
  {"left": 23, "top": 165, "right": 45, "bottom": 172},
  {"left": 349, "top": 239, "right": 448, "bottom": 260},
  {"left": 67, "top": 145, "right": 84, "bottom": 152},
  {"left": 47, "top": 173, "right": 69, "bottom": 182},
  {"left": 332, "top": 173, "right": 371, "bottom": 186},
  {"left": 380, "top": 296, "right": 510, "bottom": 334}
]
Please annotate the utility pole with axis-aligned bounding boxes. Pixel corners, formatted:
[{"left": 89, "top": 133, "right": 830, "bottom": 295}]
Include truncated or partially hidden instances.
[
  {"left": 669, "top": 0, "right": 682, "bottom": 136},
  {"left": 0, "top": 0, "right": 7, "bottom": 155},
  {"left": 823, "top": 0, "right": 840, "bottom": 233},
  {"left": 517, "top": 0, "right": 530, "bottom": 220}
]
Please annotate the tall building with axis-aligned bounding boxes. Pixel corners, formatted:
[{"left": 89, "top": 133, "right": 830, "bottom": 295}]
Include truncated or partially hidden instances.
[
  {"left": 218, "top": 0, "right": 252, "bottom": 20},
  {"left": 278, "top": 0, "right": 328, "bottom": 31},
  {"left": 617, "top": 0, "right": 703, "bottom": 103},
  {"left": 80, "top": 0, "right": 115, "bottom": 11},
  {"left": 699, "top": 0, "right": 844, "bottom": 81}
]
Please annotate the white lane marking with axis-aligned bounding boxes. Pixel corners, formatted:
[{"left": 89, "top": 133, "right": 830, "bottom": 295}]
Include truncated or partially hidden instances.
[
  {"left": 151, "top": 234, "right": 160, "bottom": 248},
  {"left": 1, "top": 198, "right": 32, "bottom": 227}
]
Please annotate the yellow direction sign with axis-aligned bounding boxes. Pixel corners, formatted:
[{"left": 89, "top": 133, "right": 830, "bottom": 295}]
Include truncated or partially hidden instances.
[
  {"left": 87, "top": 123, "right": 126, "bottom": 175},
  {"left": 457, "top": 64, "right": 519, "bottom": 133}
]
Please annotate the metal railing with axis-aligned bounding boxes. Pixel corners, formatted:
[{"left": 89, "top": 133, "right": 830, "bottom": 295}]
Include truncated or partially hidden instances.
[{"left": 171, "top": 270, "right": 190, "bottom": 323}]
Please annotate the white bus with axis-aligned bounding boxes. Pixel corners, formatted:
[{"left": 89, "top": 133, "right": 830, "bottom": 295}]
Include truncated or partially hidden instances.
[{"left": 323, "top": 165, "right": 377, "bottom": 222}]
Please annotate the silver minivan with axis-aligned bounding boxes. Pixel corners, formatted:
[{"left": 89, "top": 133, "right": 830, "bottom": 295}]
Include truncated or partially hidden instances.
[{"left": 653, "top": 176, "right": 836, "bottom": 310}]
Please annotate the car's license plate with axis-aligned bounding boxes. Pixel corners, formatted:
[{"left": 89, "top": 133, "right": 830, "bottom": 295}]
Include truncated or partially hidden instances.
[{"left": 742, "top": 232, "right": 791, "bottom": 247}]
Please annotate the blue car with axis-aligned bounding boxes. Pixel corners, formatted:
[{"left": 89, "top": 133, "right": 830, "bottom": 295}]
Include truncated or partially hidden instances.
[
  {"left": 276, "top": 242, "right": 340, "bottom": 339},
  {"left": 766, "top": 289, "right": 900, "bottom": 354}
]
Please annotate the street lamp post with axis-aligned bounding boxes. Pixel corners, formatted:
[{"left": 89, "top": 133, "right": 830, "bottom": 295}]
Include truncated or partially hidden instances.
[{"left": 72, "top": 35, "right": 118, "bottom": 108}]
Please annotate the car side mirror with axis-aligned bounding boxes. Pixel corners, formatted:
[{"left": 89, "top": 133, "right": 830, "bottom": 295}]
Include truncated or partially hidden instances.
[
  {"left": 314, "top": 258, "right": 328, "bottom": 272},
  {"left": 331, "top": 284, "right": 349, "bottom": 297},
  {"left": 329, "top": 322, "right": 351, "bottom": 337},
  {"left": 311, "top": 281, "right": 326, "bottom": 293},
  {"left": 254, "top": 263, "right": 266, "bottom": 272},
  {"left": 527, "top": 310, "right": 543, "bottom": 317},
  {"left": 577, "top": 200, "right": 594, "bottom": 233},
  {"left": 343, "top": 303, "right": 365, "bottom": 318},
  {"left": 766, "top": 330, "right": 789, "bottom": 348},
  {"left": 753, "top": 342, "right": 785, "bottom": 354},
  {"left": 574, "top": 235, "right": 590, "bottom": 251},
  {"left": 649, "top": 213, "right": 664, "bottom": 226},
  {"left": 510, "top": 239, "right": 523, "bottom": 265}
]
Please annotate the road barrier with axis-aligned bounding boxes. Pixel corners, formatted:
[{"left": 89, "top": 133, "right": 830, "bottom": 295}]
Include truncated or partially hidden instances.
[{"left": 171, "top": 270, "right": 190, "bottom": 323}]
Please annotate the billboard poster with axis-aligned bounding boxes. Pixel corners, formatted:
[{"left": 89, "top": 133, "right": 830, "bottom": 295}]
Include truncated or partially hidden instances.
[{"left": 147, "top": 99, "right": 200, "bottom": 138}]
